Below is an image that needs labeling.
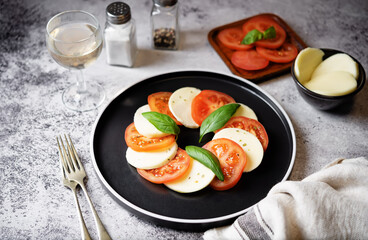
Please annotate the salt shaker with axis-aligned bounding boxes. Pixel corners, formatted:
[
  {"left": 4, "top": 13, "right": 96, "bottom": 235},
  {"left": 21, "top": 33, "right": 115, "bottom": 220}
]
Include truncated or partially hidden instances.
[
  {"left": 150, "top": 0, "right": 179, "bottom": 50},
  {"left": 104, "top": 2, "right": 137, "bottom": 67}
]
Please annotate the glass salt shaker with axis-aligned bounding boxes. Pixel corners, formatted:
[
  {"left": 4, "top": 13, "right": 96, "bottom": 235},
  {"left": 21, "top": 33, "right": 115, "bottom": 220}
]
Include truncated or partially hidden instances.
[
  {"left": 150, "top": 0, "right": 179, "bottom": 50},
  {"left": 104, "top": 2, "right": 137, "bottom": 67}
]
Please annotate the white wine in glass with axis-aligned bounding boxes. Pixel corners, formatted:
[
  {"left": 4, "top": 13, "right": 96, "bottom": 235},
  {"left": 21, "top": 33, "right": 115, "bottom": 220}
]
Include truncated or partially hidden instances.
[{"left": 46, "top": 11, "right": 105, "bottom": 112}]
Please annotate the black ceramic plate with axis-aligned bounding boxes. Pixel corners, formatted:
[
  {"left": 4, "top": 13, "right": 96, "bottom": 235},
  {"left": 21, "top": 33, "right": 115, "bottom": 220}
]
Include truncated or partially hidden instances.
[{"left": 90, "top": 71, "right": 296, "bottom": 231}]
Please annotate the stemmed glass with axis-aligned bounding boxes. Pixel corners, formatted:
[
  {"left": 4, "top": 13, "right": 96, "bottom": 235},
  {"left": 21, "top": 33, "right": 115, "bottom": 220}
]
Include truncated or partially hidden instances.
[{"left": 46, "top": 10, "right": 105, "bottom": 112}]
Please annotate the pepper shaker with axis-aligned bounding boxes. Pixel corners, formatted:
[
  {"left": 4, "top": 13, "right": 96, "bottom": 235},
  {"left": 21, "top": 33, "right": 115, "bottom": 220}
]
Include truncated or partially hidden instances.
[
  {"left": 104, "top": 2, "right": 137, "bottom": 67},
  {"left": 150, "top": 0, "right": 179, "bottom": 50}
]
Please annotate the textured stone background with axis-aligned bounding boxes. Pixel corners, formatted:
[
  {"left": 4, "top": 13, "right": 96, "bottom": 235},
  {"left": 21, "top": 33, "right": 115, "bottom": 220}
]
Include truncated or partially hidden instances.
[{"left": 1, "top": 0, "right": 367, "bottom": 239}]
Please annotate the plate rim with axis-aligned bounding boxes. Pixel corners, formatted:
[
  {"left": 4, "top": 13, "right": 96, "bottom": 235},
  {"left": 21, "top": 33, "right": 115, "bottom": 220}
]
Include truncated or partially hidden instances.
[{"left": 89, "top": 70, "right": 296, "bottom": 224}]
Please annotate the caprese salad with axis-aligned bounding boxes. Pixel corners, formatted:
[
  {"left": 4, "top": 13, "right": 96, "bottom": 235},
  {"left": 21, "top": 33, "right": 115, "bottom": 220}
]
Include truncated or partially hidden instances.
[
  {"left": 124, "top": 87, "right": 269, "bottom": 193},
  {"left": 217, "top": 15, "right": 298, "bottom": 70}
]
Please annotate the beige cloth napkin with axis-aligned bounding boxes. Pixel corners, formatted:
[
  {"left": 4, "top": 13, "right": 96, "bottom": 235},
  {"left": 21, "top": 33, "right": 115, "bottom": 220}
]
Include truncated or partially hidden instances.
[{"left": 203, "top": 157, "right": 368, "bottom": 240}]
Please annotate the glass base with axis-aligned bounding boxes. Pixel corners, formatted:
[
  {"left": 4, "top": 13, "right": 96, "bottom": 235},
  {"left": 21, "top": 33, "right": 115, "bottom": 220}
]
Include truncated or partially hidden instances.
[{"left": 62, "top": 82, "right": 105, "bottom": 112}]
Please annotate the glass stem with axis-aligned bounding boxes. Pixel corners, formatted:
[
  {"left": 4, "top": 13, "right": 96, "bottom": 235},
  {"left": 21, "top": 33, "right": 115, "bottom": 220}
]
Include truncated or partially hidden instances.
[{"left": 75, "top": 69, "right": 87, "bottom": 93}]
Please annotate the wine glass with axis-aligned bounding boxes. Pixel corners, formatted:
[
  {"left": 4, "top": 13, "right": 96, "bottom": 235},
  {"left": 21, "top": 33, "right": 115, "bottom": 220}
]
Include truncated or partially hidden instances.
[{"left": 46, "top": 10, "right": 105, "bottom": 112}]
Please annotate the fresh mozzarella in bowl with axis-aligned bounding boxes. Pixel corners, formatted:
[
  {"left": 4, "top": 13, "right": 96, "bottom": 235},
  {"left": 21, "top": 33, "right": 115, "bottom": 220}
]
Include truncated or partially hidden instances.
[
  {"left": 213, "top": 128, "right": 264, "bottom": 172},
  {"left": 233, "top": 103, "right": 258, "bottom": 120},
  {"left": 164, "top": 158, "right": 215, "bottom": 193},
  {"left": 126, "top": 142, "right": 178, "bottom": 169},
  {"left": 134, "top": 104, "right": 169, "bottom": 138},
  {"left": 168, "top": 87, "right": 201, "bottom": 128}
]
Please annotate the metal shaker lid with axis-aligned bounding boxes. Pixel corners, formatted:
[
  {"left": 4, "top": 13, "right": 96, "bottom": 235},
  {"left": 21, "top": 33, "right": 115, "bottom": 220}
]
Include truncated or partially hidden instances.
[
  {"left": 153, "top": 0, "right": 178, "bottom": 7},
  {"left": 106, "top": 2, "right": 131, "bottom": 24}
]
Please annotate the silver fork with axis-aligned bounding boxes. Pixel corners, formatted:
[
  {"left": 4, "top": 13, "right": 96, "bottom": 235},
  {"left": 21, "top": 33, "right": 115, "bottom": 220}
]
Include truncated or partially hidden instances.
[
  {"left": 57, "top": 135, "right": 112, "bottom": 240},
  {"left": 57, "top": 136, "right": 91, "bottom": 240}
]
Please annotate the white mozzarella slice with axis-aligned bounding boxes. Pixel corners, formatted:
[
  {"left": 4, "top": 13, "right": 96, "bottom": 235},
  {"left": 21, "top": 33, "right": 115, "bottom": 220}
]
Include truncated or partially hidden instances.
[
  {"left": 126, "top": 142, "right": 178, "bottom": 169},
  {"left": 164, "top": 158, "right": 215, "bottom": 193},
  {"left": 294, "top": 47, "right": 325, "bottom": 84},
  {"left": 168, "top": 87, "right": 201, "bottom": 129},
  {"left": 233, "top": 103, "right": 258, "bottom": 120},
  {"left": 134, "top": 104, "right": 169, "bottom": 138},
  {"left": 213, "top": 128, "right": 264, "bottom": 172},
  {"left": 311, "top": 53, "right": 359, "bottom": 79}
]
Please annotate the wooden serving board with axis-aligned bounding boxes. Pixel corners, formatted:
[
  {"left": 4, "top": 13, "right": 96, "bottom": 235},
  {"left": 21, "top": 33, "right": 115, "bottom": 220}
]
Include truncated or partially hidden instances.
[{"left": 208, "top": 13, "right": 308, "bottom": 82}]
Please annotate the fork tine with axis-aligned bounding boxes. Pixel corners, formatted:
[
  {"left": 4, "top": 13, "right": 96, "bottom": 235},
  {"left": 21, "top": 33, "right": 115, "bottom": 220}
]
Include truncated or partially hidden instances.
[
  {"left": 57, "top": 136, "right": 68, "bottom": 177},
  {"left": 59, "top": 135, "right": 74, "bottom": 173},
  {"left": 67, "top": 134, "right": 85, "bottom": 172},
  {"left": 64, "top": 134, "right": 80, "bottom": 171}
]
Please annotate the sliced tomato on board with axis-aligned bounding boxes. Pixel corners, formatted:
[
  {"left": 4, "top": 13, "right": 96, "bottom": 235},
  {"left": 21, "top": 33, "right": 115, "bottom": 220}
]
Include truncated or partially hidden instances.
[
  {"left": 203, "top": 138, "right": 247, "bottom": 191},
  {"left": 215, "top": 116, "right": 269, "bottom": 150},
  {"left": 217, "top": 28, "right": 254, "bottom": 51},
  {"left": 231, "top": 49, "right": 269, "bottom": 71},
  {"left": 191, "top": 90, "right": 236, "bottom": 126},
  {"left": 125, "top": 123, "right": 176, "bottom": 152},
  {"left": 242, "top": 15, "right": 286, "bottom": 49},
  {"left": 137, "top": 148, "right": 191, "bottom": 184},
  {"left": 256, "top": 43, "right": 298, "bottom": 63},
  {"left": 148, "top": 92, "right": 182, "bottom": 125}
]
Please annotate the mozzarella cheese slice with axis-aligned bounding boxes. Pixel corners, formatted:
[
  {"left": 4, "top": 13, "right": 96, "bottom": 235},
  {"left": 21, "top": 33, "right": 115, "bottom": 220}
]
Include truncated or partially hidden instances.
[
  {"left": 213, "top": 128, "right": 264, "bottom": 172},
  {"left": 233, "top": 103, "right": 258, "bottom": 120},
  {"left": 126, "top": 142, "right": 178, "bottom": 169},
  {"left": 134, "top": 104, "right": 169, "bottom": 138},
  {"left": 304, "top": 71, "right": 357, "bottom": 96},
  {"left": 168, "top": 87, "right": 201, "bottom": 128},
  {"left": 164, "top": 158, "right": 215, "bottom": 193},
  {"left": 311, "top": 53, "right": 359, "bottom": 79},
  {"left": 294, "top": 47, "right": 325, "bottom": 84}
]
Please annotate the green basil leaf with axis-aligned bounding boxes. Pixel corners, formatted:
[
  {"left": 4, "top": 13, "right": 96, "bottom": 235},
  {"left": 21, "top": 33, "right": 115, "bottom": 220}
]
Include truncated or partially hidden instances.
[
  {"left": 241, "top": 26, "right": 276, "bottom": 45},
  {"left": 241, "top": 29, "right": 263, "bottom": 45},
  {"left": 263, "top": 26, "right": 276, "bottom": 40},
  {"left": 199, "top": 103, "right": 240, "bottom": 142},
  {"left": 142, "top": 112, "right": 180, "bottom": 135},
  {"left": 185, "top": 146, "right": 224, "bottom": 181}
]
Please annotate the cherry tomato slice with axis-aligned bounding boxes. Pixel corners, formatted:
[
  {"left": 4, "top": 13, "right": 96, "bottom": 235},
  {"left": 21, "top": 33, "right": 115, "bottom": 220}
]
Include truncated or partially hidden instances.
[
  {"left": 125, "top": 123, "right": 176, "bottom": 152},
  {"left": 191, "top": 90, "right": 235, "bottom": 126},
  {"left": 256, "top": 43, "right": 298, "bottom": 63},
  {"left": 148, "top": 92, "right": 182, "bottom": 125},
  {"left": 215, "top": 116, "right": 269, "bottom": 150},
  {"left": 231, "top": 49, "right": 269, "bottom": 71},
  {"left": 217, "top": 28, "right": 253, "bottom": 51},
  {"left": 137, "top": 148, "right": 191, "bottom": 184},
  {"left": 242, "top": 15, "right": 286, "bottom": 49},
  {"left": 203, "top": 138, "right": 247, "bottom": 191}
]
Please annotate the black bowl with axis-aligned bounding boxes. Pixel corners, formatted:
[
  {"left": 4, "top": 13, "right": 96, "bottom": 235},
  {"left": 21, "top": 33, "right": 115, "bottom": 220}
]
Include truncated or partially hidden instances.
[{"left": 291, "top": 48, "right": 366, "bottom": 110}]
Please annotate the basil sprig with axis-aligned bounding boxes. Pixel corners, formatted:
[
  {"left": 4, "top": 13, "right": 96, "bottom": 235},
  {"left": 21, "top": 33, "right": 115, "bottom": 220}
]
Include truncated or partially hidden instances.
[
  {"left": 241, "top": 26, "right": 276, "bottom": 45},
  {"left": 199, "top": 103, "right": 240, "bottom": 142},
  {"left": 185, "top": 146, "right": 224, "bottom": 181},
  {"left": 142, "top": 112, "right": 180, "bottom": 135}
]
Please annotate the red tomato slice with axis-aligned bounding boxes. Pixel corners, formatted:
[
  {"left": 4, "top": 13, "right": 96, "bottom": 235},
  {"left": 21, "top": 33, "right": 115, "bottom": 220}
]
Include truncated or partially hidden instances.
[
  {"left": 242, "top": 16, "right": 286, "bottom": 49},
  {"left": 256, "top": 43, "right": 298, "bottom": 63},
  {"left": 217, "top": 28, "right": 253, "bottom": 51},
  {"left": 191, "top": 90, "right": 235, "bottom": 126},
  {"left": 124, "top": 123, "right": 176, "bottom": 152},
  {"left": 137, "top": 148, "right": 191, "bottom": 184},
  {"left": 203, "top": 138, "right": 247, "bottom": 191},
  {"left": 215, "top": 116, "right": 269, "bottom": 150},
  {"left": 148, "top": 92, "right": 182, "bottom": 125},
  {"left": 231, "top": 49, "right": 269, "bottom": 71}
]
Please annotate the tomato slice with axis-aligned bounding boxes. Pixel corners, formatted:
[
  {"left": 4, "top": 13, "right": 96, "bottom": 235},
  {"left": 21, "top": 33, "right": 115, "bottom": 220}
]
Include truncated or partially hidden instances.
[
  {"left": 231, "top": 49, "right": 269, "bottom": 71},
  {"left": 256, "top": 43, "right": 298, "bottom": 63},
  {"left": 203, "top": 138, "right": 247, "bottom": 191},
  {"left": 125, "top": 123, "right": 176, "bottom": 152},
  {"left": 137, "top": 148, "right": 191, "bottom": 184},
  {"left": 215, "top": 116, "right": 269, "bottom": 150},
  {"left": 242, "top": 15, "right": 286, "bottom": 49},
  {"left": 191, "top": 90, "right": 235, "bottom": 126},
  {"left": 217, "top": 28, "right": 253, "bottom": 51},
  {"left": 148, "top": 92, "right": 182, "bottom": 125}
]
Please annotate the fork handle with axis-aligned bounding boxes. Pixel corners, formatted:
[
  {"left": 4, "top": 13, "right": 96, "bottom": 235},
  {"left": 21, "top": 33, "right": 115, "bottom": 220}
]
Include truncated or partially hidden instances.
[
  {"left": 71, "top": 187, "right": 92, "bottom": 240},
  {"left": 79, "top": 183, "right": 112, "bottom": 240}
]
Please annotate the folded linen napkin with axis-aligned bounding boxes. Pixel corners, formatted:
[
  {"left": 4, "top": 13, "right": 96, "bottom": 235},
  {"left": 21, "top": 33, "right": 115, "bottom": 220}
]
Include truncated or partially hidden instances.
[{"left": 203, "top": 157, "right": 368, "bottom": 240}]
